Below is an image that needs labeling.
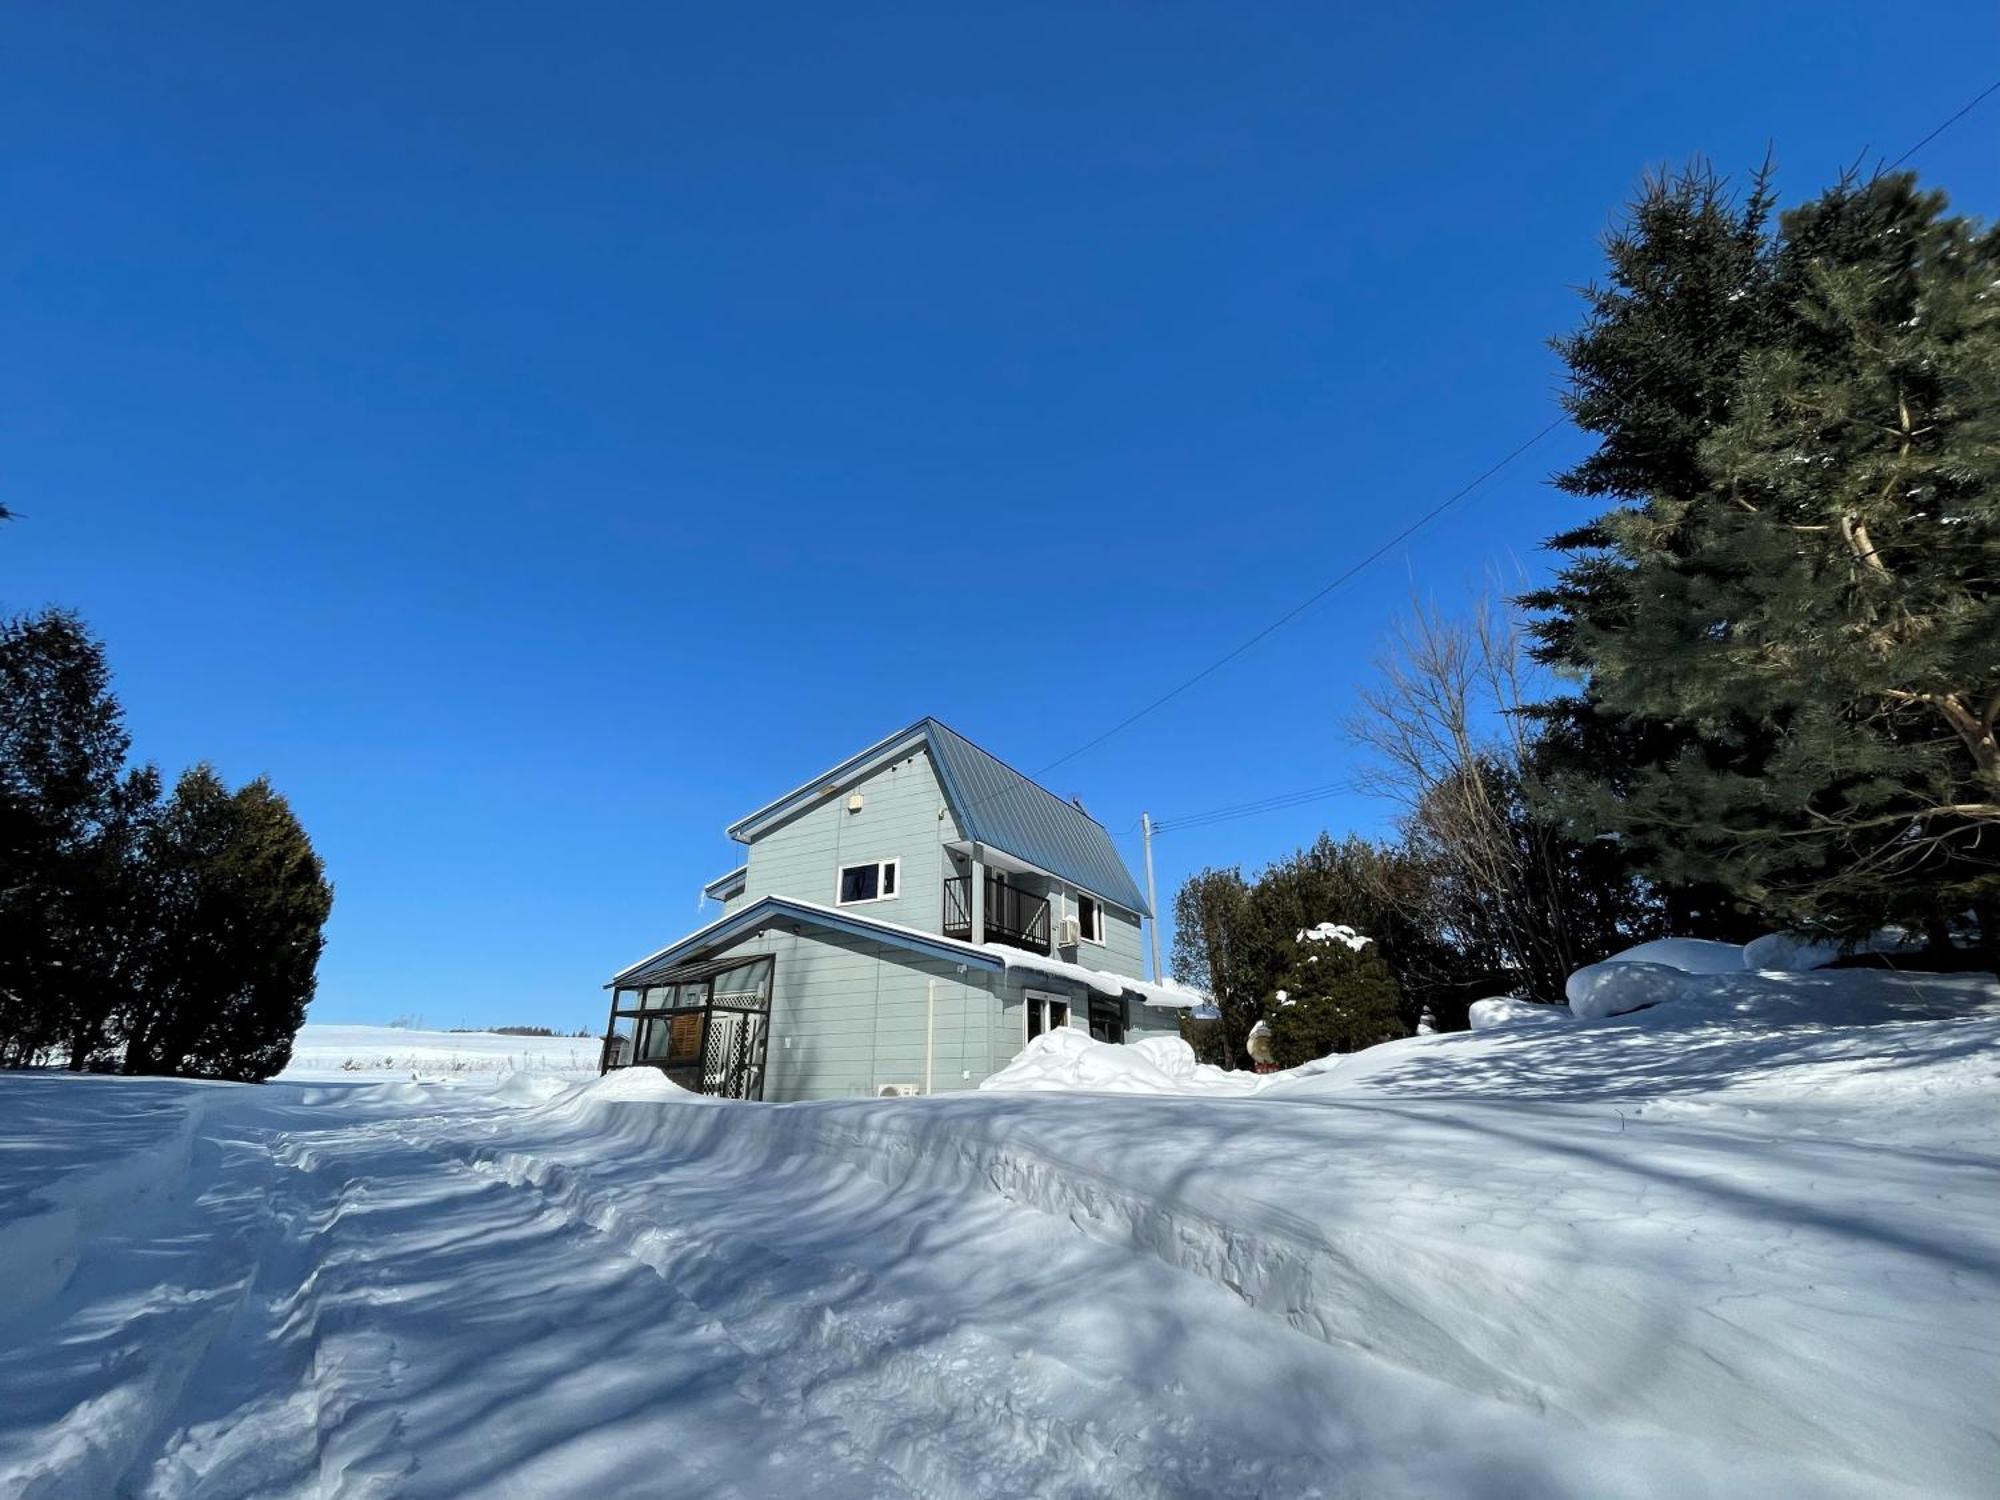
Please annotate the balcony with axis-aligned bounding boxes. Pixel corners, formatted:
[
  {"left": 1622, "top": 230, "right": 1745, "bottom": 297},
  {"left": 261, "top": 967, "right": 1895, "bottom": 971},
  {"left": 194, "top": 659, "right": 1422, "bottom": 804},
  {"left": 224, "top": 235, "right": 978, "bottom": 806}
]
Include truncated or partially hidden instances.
[{"left": 942, "top": 875, "right": 1050, "bottom": 954}]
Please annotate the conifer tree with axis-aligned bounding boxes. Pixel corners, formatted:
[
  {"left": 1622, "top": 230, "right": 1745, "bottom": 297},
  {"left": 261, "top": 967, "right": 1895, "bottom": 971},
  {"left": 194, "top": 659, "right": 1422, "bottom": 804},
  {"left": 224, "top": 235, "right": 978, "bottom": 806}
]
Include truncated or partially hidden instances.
[
  {"left": 0, "top": 611, "right": 153, "bottom": 1067},
  {"left": 122, "top": 767, "right": 333, "bottom": 1081},
  {"left": 1530, "top": 166, "right": 1998, "bottom": 954}
]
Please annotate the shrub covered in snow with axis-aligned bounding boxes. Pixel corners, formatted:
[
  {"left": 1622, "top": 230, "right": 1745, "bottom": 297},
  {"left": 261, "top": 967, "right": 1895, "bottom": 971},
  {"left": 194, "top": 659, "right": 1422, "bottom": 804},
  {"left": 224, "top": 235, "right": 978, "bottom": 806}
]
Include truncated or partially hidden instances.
[
  {"left": 1265, "top": 929, "right": 1403, "bottom": 1067},
  {"left": 1596, "top": 937, "right": 1748, "bottom": 975}
]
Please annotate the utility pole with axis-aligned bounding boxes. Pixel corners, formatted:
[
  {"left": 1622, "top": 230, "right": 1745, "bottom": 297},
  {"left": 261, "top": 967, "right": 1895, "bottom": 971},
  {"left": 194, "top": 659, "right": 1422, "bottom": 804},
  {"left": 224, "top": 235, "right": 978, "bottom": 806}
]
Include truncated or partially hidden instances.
[{"left": 1142, "top": 812, "right": 1162, "bottom": 982}]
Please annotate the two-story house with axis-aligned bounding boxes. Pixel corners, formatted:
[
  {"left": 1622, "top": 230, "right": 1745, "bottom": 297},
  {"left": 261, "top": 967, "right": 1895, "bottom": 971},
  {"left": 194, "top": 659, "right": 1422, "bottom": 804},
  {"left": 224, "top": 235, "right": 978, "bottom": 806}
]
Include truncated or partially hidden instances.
[{"left": 599, "top": 718, "right": 1199, "bottom": 1100}]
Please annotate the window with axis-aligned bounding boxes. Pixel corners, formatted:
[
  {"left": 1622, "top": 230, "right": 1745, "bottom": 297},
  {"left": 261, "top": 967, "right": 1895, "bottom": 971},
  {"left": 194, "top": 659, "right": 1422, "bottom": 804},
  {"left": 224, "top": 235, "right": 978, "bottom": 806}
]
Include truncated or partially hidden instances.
[
  {"left": 1088, "top": 995, "right": 1126, "bottom": 1045},
  {"left": 1024, "top": 991, "right": 1071, "bottom": 1042},
  {"left": 837, "top": 859, "right": 899, "bottom": 905},
  {"left": 1076, "top": 894, "right": 1104, "bottom": 945}
]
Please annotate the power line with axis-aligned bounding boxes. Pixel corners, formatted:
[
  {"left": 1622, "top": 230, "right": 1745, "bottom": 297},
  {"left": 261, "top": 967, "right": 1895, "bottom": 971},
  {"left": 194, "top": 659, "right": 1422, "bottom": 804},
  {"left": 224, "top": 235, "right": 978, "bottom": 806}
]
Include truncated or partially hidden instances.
[
  {"left": 1153, "top": 779, "right": 1368, "bottom": 834},
  {"left": 1031, "top": 415, "right": 1568, "bottom": 787},
  {"left": 1004, "top": 77, "right": 2000, "bottom": 840},
  {"left": 1887, "top": 77, "right": 1999, "bottom": 169}
]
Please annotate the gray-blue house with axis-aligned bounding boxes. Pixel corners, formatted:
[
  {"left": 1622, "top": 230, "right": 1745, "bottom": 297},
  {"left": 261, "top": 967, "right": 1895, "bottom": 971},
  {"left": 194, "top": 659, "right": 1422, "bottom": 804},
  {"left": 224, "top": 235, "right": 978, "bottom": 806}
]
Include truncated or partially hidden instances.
[{"left": 600, "top": 719, "right": 1199, "bottom": 1100}]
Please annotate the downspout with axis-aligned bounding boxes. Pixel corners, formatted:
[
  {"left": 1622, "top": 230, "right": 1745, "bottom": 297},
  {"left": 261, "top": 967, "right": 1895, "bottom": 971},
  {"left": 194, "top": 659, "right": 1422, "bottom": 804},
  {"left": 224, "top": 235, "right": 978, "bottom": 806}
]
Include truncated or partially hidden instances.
[{"left": 925, "top": 977, "right": 936, "bottom": 1095}]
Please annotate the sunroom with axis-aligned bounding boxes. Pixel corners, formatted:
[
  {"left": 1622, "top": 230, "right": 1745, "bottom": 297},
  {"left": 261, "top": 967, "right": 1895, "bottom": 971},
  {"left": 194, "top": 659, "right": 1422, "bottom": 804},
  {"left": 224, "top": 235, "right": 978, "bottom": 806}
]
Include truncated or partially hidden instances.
[{"left": 601, "top": 953, "right": 774, "bottom": 1099}]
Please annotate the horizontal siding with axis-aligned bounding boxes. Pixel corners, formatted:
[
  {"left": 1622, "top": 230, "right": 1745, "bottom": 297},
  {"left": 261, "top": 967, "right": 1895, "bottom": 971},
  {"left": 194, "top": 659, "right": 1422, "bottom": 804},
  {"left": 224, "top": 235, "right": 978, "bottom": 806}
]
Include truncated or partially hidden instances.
[
  {"left": 760, "top": 925, "right": 1000, "bottom": 1101},
  {"left": 742, "top": 748, "right": 961, "bottom": 934}
]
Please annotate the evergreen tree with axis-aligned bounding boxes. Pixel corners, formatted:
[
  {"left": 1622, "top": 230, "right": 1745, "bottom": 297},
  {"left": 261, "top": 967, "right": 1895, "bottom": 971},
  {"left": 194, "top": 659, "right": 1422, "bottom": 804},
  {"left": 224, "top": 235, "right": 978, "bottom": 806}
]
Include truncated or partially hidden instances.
[
  {"left": 1527, "top": 164, "right": 1997, "bottom": 955},
  {"left": 1563, "top": 173, "right": 1998, "bottom": 945},
  {"left": 0, "top": 611, "right": 154, "bottom": 1067},
  {"left": 121, "top": 767, "right": 332, "bottom": 1081},
  {"left": 1263, "top": 928, "right": 1403, "bottom": 1068},
  {"left": 1519, "top": 161, "right": 1786, "bottom": 941}
]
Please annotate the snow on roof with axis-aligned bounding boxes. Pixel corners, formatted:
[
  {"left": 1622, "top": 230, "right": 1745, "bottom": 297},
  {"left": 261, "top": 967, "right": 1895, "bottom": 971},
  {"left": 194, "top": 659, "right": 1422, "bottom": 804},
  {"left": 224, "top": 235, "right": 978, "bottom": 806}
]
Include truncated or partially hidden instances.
[{"left": 976, "top": 943, "right": 1209, "bottom": 1010}]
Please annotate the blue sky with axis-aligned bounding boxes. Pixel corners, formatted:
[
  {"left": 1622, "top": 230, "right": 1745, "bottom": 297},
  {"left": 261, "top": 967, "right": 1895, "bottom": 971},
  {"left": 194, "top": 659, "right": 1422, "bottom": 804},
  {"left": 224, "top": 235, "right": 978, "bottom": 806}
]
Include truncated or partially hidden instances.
[{"left": 4, "top": 4, "right": 1994, "bottom": 1029}]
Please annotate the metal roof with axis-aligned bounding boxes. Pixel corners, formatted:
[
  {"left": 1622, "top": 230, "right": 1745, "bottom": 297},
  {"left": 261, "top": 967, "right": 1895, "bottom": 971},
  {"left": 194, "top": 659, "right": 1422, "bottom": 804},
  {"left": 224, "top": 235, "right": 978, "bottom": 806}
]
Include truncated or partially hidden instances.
[
  {"left": 924, "top": 720, "right": 1150, "bottom": 916},
  {"left": 723, "top": 718, "right": 1150, "bottom": 917}
]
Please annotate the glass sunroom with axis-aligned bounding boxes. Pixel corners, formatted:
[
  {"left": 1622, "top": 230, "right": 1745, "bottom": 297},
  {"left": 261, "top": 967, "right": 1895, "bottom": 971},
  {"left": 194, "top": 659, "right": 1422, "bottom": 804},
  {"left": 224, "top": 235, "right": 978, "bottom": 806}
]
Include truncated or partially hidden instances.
[{"left": 602, "top": 953, "right": 774, "bottom": 1099}]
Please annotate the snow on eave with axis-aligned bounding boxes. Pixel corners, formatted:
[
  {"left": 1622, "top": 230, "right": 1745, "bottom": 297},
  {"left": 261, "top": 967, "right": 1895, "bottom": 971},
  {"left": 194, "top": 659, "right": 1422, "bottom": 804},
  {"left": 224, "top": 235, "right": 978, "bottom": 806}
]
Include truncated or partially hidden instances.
[{"left": 978, "top": 945, "right": 1210, "bottom": 1010}]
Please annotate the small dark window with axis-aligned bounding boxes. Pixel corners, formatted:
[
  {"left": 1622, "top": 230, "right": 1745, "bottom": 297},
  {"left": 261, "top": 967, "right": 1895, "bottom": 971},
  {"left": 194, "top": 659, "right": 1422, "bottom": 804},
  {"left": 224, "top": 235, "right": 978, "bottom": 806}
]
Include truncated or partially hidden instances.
[
  {"left": 1088, "top": 995, "right": 1126, "bottom": 1045},
  {"left": 1077, "top": 895, "right": 1102, "bottom": 944},
  {"left": 838, "top": 860, "right": 898, "bottom": 904}
]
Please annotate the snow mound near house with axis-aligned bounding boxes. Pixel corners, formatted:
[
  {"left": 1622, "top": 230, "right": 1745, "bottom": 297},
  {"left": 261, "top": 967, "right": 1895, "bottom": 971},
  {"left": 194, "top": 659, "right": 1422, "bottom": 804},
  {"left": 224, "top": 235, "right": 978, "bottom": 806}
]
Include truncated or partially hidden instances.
[
  {"left": 576, "top": 1066, "right": 689, "bottom": 1102},
  {"left": 981, "top": 1030, "right": 1257, "bottom": 1095},
  {"left": 1468, "top": 996, "right": 1571, "bottom": 1030}
]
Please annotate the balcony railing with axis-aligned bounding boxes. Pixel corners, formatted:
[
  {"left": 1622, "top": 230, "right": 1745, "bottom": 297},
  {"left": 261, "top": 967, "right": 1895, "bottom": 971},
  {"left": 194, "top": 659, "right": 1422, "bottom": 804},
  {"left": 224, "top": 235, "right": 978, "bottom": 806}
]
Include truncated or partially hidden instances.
[{"left": 942, "top": 875, "right": 1051, "bottom": 953}]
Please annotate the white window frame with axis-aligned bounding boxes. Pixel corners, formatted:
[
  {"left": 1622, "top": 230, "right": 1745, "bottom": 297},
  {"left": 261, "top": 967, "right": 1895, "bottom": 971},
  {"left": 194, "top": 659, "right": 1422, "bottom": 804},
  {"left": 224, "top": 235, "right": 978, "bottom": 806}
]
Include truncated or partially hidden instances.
[
  {"left": 1024, "top": 988, "right": 1072, "bottom": 1043},
  {"left": 835, "top": 857, "right": 901, "bottom": 906},
  {"left": 1075, "top": 892, "right": 1105, "bottom": 945}
]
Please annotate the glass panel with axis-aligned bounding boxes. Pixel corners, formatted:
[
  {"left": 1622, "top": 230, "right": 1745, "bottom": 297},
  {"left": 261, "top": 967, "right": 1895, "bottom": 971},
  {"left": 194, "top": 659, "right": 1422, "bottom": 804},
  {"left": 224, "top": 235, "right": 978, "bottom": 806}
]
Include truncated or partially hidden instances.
[
  {"left": 637, "top": 1014, "right": 675, "bottom": 1063},
  {"left": 711, "top": 957, "right": 772, "bottom": 1007},
  {"left": 881, "top": 862, "right": 896, "bottom": 896},
  {"left": 1050, "top": 1000, "right": 1069, "bottom": 1032},
  {"left": 1027, "top": 1000, "right": 1044, "bottom": 1041},
  {"left": 840, "top": 864, "right": 880, "bottom": 903},
  {"left": 603, "top": 1015, "right": 637, "bottom": 1069},
  {"left": 1078, "top": 897, "right": 1099, "bottom": 942}
]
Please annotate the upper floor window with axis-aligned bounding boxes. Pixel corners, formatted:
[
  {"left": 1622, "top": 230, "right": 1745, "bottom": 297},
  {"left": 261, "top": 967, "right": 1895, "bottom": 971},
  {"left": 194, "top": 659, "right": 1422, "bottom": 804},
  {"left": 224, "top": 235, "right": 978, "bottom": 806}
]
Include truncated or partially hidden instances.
[
  {"left": 837, "top": 858, "right": 900, "bottom": 905},
  {"left": 1076, "top": 893, "right": 1104, "bottom": 944}
]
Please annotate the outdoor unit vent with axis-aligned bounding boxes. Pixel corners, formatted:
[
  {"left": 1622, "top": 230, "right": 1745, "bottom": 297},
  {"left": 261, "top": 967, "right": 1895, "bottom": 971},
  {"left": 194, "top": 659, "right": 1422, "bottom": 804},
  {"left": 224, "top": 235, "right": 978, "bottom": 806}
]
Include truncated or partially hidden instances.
[
  {"left": 876, "top": 1082, "right": 923, "bottom": 1098},
  {"left": 1058, "top": 915, "right": 1082, "bottom": 947}
]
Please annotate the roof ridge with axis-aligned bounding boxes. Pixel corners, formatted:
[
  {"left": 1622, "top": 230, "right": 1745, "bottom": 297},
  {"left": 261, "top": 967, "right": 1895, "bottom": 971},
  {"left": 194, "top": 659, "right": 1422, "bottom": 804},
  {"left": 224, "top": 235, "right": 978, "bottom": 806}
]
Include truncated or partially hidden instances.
[{"left": 922, "top": 716, "right": 1110, "bottom": 831}]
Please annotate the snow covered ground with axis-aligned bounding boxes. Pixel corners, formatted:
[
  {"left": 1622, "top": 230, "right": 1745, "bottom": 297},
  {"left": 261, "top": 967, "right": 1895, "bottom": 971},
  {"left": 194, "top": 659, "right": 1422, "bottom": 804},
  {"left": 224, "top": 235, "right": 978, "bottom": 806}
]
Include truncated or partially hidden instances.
[{"left": 2, "top": 969, "right": 1996, "bottom": 1497}]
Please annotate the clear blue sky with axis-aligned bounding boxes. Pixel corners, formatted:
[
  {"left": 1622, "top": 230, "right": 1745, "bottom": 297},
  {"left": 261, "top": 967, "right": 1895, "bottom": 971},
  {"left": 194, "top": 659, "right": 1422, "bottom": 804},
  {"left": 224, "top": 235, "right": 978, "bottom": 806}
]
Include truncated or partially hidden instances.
[{"left": 4, "top": 4, "right": 1994, "bottom": 1029}]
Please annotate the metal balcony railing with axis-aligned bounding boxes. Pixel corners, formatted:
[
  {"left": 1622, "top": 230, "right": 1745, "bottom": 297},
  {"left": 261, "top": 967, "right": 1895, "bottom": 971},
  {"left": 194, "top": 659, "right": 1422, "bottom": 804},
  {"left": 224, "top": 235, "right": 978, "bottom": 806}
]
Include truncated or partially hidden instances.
[{"left": 942, "top": 875, "right": 1051, "bottom": 953}]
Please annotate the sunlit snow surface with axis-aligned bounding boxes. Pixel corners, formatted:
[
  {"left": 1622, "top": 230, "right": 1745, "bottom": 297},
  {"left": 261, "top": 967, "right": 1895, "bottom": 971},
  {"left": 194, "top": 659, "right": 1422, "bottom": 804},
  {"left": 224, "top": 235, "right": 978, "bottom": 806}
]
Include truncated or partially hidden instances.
[{"left": 2, "top": 974, "right": 1997, "bottom": 1498}]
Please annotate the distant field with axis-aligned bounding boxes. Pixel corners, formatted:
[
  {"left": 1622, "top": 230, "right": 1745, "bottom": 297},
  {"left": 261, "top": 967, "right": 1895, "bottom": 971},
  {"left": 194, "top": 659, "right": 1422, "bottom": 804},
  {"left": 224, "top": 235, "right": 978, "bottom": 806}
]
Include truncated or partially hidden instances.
[{"left": 279, "top": 1023, "right": 602, "bottom": 1081}]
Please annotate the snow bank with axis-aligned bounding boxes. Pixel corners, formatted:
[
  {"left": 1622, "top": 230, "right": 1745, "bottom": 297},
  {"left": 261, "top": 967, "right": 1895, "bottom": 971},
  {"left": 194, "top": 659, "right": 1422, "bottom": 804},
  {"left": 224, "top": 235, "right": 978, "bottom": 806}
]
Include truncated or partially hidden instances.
[
  {"left": 1600, "top": 937, "right": 1749, "bottom": 974},
  {"left": 1565, "top": 959, "right": 1698, "bottom": 1019},
  {"left": 1468, "top": 996, "right": 1571, "bottom": 1030}
]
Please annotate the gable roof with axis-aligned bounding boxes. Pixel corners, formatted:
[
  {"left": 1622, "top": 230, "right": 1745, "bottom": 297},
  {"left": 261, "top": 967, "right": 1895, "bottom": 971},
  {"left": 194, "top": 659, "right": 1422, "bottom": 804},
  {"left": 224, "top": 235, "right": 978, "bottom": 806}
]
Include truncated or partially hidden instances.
[
  {"left": 725, "top": 718, "right": 1150, "bottom": 917},
  {"left": 608, "top": 894, "right": 1199, "bottom": 1007}
]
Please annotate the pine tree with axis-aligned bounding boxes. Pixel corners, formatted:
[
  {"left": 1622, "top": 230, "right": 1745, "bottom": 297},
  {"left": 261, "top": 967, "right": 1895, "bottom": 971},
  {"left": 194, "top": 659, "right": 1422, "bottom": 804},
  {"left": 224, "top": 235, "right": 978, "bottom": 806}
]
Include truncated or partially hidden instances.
[
  {"left": 1578, "top": 174, "right": 1998, "bottom": 943},
  {"left": 1527, "top": 164, "right": 1998, "bottom": 957},
  {"left": 1519, "top": 161, "right": 1787, "bottom": 941},
  {"left": 122, "top": 767, "right": 333, "bottom": 1080}
]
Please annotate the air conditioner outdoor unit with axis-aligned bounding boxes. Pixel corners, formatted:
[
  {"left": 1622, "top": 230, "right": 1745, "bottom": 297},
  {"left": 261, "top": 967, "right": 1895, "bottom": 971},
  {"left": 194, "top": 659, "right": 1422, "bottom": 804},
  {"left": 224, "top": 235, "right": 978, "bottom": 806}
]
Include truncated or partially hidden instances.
[
  {"left": 876, "top": 1082, "right": 923, "bottom": 1098},
  {"left": 1058, "top": 915, "right": 1082, "bottom": 947}
]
